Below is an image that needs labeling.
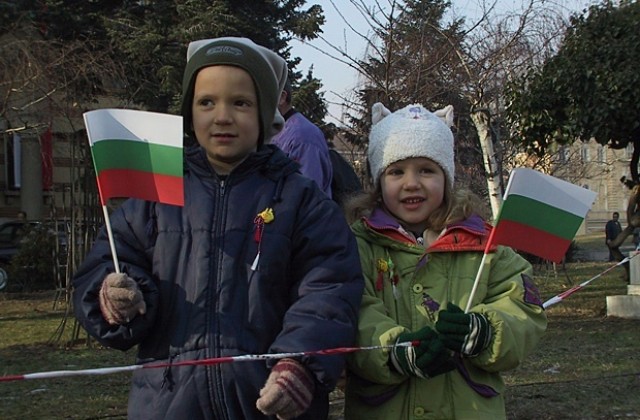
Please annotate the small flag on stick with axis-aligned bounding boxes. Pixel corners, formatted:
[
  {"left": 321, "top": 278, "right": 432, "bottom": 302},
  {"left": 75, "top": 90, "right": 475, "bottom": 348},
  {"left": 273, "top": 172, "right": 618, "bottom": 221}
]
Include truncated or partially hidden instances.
[
  {"left": 83, "top": 109, "right": 184, "bottom": 273},
  {"left": 491, "top": 168, "right": 597, "bottom": 264},
  {"left": 465, "top": 168, "right": 596, "bottom": 312},
  {"left": 84, "top": 109, "right": 184, "bottom": 206}
]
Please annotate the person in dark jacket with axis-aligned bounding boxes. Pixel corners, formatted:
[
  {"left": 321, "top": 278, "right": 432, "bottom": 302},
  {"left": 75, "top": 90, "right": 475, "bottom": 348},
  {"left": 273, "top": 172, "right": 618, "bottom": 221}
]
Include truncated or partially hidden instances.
[
  {"left": 605, "top": 211, "right": 623, "bottom": 261},
  {"left": 271, "top": 78, "right": 333, "bottom": 198},
  {"left": 73, "top": 37, "right": 364, "bottom": 420}
]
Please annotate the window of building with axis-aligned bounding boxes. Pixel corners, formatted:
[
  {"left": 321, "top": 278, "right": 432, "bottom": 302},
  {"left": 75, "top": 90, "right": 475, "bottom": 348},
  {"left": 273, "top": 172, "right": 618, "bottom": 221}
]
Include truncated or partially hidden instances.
[
  {"left": 597, "top": 145, "right": 604, "bottom": 163},
  {"left": 581, "top": 144, "right": 590, "bottom": 162},
  {"left": 558, "top": 147, "right": 567, "bottom": 163}
]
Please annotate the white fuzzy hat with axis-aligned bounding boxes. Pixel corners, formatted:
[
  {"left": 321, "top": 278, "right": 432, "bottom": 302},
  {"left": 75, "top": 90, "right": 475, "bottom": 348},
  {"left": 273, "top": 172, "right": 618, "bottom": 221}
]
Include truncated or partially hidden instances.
[{"left": 368, "top": 103, "right": 455, "bottom": 188}]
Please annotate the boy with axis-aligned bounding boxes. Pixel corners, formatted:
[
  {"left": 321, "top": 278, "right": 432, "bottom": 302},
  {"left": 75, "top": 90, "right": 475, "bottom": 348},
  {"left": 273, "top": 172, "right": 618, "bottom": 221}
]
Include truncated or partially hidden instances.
[{"left": 73, "top": 37, "right": 363, "bottom": 419}]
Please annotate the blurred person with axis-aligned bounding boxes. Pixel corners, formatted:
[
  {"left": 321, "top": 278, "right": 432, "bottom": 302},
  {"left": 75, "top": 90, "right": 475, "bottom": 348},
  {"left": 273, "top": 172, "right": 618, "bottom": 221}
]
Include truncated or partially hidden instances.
[
  {"left": 271, "top": 78, "right": 333, "bottom": 198},
  {"left": 605, "top": 211, "right": 623, "bottom": 261}
]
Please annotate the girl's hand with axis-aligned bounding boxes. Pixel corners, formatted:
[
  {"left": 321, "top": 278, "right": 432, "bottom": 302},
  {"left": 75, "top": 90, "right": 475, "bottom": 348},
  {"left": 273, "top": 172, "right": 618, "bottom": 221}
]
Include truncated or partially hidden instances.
[{"left": 436, "top": 303, "right": 492, "bottom": 357}]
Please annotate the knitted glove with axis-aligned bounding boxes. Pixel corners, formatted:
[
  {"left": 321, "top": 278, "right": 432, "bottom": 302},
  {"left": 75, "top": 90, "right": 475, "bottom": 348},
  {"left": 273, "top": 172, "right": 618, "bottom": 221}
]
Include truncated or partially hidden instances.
[
  {"left": 98, "top": 273, "right": 146, "bottom": 325},
  {"left": 390, "top": 326, "right": 455, "bottom": 379},
  {"left": 256, "top": 358, "right": 315, "bottom": 420},
  {"left": 435, "top": 302, "right": 493, "bottom": 357}
]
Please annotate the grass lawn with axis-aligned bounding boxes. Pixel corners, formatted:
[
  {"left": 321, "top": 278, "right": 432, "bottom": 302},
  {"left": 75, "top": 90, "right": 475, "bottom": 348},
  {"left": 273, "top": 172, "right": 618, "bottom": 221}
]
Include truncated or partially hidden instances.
[{"left": 1, "top": 233, "right": 639, "bottom": 419}]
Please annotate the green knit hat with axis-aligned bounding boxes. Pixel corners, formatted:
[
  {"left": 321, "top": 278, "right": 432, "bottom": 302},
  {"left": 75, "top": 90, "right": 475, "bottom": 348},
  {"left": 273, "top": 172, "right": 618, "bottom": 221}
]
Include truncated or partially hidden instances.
[{"left": 181, "top": 37, "right": 287, "bottom": 145}]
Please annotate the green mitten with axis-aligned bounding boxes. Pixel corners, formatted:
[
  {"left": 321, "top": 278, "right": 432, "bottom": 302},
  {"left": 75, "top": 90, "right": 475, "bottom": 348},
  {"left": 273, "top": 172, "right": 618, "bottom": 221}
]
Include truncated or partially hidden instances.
[
  {"left": 435, "top": 302, "right": 492, "bottom": 357},
  {"left": 390, "top": 326, "right": 455, "bottom": 379}
]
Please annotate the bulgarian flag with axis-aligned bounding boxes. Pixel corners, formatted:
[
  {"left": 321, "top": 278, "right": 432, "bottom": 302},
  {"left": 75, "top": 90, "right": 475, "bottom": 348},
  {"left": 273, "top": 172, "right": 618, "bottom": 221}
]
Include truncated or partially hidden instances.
[
  {"left": 84, "top": 109, "right": 184, "bottom": 206},
  {"left": 490, "top": 168, "right": 597, "bottom": 263},
  {"left": 465, "top": 168, "right": 596, "bottom": 312}
]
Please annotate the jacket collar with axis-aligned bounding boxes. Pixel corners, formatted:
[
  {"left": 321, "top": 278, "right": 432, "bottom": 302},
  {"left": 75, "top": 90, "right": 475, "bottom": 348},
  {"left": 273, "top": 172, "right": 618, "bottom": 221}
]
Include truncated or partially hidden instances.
[
  {"left": 184, "top": 143, "right": 299, "bottom": 182},
  {"left": 363, "top": 208, "right": 496, "bottom": 253}
]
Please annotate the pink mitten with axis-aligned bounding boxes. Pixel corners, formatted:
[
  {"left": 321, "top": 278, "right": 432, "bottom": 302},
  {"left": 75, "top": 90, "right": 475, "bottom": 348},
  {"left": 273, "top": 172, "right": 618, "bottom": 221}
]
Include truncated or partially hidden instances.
[
  {"left": 98, "top": 273, "right": 146, "bottom": 325},
  {"left": 256, "top": 358, "right": 315, "bottom": 420}
]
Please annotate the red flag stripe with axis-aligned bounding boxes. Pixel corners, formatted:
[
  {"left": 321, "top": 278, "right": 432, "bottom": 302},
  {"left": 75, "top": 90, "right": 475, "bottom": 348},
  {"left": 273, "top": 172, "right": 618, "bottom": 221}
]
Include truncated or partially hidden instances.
[
  {"left": 492, "top": 219, "right": 572, "bottom": 263},
  {"left": 97, "top": 169, "right": 184, "bottom": 206}
]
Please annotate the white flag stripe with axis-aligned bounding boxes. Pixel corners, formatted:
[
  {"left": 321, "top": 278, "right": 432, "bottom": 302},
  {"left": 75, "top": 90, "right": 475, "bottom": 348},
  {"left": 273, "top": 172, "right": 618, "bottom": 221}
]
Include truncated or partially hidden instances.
[
  {"left": 506, "top": 168, "right": 596, "bottom": 217},
  {"left": 84, "top": 109, "right": 183, "bottom": 148}
]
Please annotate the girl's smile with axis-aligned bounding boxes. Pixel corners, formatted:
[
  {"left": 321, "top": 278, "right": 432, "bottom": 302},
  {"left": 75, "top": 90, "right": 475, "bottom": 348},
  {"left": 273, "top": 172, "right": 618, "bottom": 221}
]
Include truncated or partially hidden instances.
[{"left": 381, "top": 157, "right": 445, "bottom": 233}]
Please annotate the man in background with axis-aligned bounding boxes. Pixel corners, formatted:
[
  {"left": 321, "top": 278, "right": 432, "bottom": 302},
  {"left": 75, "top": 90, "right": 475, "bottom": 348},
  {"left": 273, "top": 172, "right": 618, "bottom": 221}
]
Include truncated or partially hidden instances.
[
  {"left": 605, "top": 211, "right": 623, "bottom": 261},
  {"left": 271, "top": 78, "right": 333, "bottom": 198}
]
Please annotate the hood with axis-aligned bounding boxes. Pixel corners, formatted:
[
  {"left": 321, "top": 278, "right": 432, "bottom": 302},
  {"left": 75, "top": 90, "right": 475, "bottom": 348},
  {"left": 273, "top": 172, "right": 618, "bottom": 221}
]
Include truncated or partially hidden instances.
[{"left": 356, "top": 210, "right": 494, "bottom": 253}]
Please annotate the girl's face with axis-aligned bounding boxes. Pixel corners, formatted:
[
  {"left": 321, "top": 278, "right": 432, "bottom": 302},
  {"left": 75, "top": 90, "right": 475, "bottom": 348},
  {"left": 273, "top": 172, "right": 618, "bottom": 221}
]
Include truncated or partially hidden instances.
[
  {"left": 192, "top": 65, "right": 260, "bottom": 174},
  {"left": 380, "top": 157, "right": 445, "bottom": 233}
]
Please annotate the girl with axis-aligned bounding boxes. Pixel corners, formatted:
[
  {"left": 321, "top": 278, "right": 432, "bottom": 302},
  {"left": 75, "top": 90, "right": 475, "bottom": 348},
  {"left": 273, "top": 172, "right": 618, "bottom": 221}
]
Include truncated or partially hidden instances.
[{"left": 344, "top": 103, "right": 547, "bottom": 419}]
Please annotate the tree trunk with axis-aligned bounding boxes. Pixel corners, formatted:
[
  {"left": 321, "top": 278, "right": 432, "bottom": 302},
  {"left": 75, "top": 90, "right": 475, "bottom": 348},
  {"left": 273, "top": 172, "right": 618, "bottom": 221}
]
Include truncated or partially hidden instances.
[{"left": 471, "top": 109, "right": 502, "bottom": 220}]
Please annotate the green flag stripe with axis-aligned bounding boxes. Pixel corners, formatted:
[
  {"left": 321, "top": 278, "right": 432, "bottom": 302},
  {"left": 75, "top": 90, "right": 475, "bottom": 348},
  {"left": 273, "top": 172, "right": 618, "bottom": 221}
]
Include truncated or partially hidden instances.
[
  {"left": 499, "top": 194, "right": 583, "bottom": 240},
  {"left": 91, "top": 139, "right": 182, "bottom": 177}
]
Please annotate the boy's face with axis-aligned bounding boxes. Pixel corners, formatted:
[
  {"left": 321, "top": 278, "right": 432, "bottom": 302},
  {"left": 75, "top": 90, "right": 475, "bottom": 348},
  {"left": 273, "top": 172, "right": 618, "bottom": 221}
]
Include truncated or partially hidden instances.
[
  {"left": 380, "top": 157, "right": 445, "bottom": 233},
  {"left": 192, "top": 65, "right": 260, "bottom": 174}
]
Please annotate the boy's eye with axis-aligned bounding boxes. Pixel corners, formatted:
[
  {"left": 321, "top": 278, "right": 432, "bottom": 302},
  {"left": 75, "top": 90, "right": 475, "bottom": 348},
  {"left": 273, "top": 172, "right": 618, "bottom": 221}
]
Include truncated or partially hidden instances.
[{"left": 235, "top": 98, "right": 255, "bottom": 108}]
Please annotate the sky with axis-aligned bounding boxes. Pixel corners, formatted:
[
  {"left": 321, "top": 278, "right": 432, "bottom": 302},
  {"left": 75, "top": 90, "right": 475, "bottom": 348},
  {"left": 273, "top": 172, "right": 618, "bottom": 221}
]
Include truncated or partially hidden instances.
[{"left": 290, "top": 0, "right": 601, "bottom": 125}]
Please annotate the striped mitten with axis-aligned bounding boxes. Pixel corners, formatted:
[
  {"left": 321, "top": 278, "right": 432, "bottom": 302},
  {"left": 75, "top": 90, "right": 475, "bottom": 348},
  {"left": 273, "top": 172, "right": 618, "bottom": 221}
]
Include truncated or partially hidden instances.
[
  {"left": 436, "top": 302, "right": 492, "bottom": 357},
  {"left": 256, "top": 358, "right": 315, "bottom": 419}
]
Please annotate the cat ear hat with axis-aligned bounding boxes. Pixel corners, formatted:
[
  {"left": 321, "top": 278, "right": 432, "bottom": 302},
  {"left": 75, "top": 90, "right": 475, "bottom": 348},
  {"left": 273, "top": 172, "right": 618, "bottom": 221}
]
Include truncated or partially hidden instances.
[{"left": 368, "top": 103, "right": 455, "bottom": 188}]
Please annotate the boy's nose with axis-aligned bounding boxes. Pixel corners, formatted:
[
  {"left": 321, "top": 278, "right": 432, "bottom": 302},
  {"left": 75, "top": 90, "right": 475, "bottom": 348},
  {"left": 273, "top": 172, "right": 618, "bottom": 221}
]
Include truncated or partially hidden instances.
[{"left": 214, "top": 106, "right": 232, "bottom": 124}]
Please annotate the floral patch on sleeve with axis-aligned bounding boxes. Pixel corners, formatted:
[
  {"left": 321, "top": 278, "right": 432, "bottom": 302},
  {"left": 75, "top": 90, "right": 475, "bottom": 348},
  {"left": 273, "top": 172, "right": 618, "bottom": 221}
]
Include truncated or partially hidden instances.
[{"left": 522, "top": 273, "right": 543, "bottom": 308}]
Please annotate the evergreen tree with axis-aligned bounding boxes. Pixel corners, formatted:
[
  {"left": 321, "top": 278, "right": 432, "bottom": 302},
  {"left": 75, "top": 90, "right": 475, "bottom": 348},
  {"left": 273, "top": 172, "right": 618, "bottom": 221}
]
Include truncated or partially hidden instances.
[
  {"left": 291, "top": 68, "right": 335, "bottom": 139},
  {"left": 341, "top": 0, "right": 471, "bottom": 182},
  {"left": 11, "top": 1, "right": 326, "bottom": 116}
]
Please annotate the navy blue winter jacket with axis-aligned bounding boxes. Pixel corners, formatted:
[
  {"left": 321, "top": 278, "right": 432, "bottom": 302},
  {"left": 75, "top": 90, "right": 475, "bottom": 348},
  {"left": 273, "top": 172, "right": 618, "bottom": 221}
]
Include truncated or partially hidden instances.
[{"left": 73, "top": 144, "right": 364, "bottom": 419}]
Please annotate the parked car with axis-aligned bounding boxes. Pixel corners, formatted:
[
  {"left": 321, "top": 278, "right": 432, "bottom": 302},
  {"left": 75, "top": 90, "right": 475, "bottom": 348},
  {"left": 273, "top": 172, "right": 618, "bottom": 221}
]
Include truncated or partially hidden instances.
[{"left": 0, "top": 219, "right": 69, "bottom": 291}]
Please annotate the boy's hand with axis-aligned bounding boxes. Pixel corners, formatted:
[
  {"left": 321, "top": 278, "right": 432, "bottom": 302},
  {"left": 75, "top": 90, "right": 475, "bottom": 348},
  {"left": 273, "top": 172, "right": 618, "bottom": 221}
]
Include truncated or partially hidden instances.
[
  {"left": 256, "top": 358, "right": 315, "bottom": 419},
  {"left": 435, "top": 302, "right": 492, "bottom": 357},
  {"left": 99, "top": 273, "right": 146, "bottom": 325},
  {"left": 390, "top": 326, "right": 455, "bottom": 378}
]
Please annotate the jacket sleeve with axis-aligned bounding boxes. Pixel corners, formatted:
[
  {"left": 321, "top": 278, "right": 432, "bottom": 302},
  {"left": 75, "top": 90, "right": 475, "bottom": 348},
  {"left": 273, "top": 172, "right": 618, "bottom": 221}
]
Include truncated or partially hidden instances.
[
  {"left": 605, "top": 221, "right": 612, "bottom": 240},
  {"left": 466, "top": 246, "right": 547, "bottom": 372},
  {"left": 345, "top": 237, "right": 407, "bottom": 387},
  {"left": 275, "top": 117, "right": 333, "bottom": 198},
  {"left": 267, "top": 193, "right": 364, "bottom": 391},
  {"left": 284, "top": 140, "right": 333, "bottom": 198},
  {"left": 72, "top": 200, "right": 160, "bottom": 351}
]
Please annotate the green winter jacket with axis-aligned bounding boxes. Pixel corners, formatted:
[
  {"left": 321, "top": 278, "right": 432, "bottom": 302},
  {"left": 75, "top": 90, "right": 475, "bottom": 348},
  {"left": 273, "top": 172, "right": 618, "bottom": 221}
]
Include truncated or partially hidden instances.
[{"left": 345, "top": 210, "right": 547, "bottom": 420}]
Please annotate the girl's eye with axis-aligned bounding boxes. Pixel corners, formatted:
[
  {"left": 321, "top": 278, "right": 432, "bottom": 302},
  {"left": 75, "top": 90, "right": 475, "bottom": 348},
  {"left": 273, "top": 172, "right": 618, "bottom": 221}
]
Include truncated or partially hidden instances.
[
  {"left": 198, "top": 98, "right": 213, "bottom": 107},
  {"left": 235, "top": 99, "right": 252, "bottom": 107},
  {"left": 386, "top": 168, "right": 403, "bottom": 176}
]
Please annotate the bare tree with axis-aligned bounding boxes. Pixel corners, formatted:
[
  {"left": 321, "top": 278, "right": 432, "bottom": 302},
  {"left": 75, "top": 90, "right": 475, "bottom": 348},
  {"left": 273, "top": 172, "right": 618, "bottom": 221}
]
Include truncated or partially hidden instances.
[
  {"left": 1, "top": 15, "right": 130, "bottom": 342},
  {"left": 296, "top": 0, "right": 585, "bottom": 218}
]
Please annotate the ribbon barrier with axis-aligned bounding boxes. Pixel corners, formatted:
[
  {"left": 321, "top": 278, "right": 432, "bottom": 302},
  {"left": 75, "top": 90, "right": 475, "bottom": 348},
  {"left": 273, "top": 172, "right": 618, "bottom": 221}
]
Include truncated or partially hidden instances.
[
  {"left": 1, "top": 253, "right": 633, "bottom": 383},
  {"left": 0, "top": 342, "right": 415, "bottom": 383},
  {"left": 542, "top": 253, "right": 636, "bottom": 309}
]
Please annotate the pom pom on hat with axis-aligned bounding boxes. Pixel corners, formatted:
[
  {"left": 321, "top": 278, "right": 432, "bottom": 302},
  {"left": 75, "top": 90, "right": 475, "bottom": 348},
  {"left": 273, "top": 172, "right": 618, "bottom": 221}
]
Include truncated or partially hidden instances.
[
  {"left": 180, "top": 37, "right": 288, "bottom": 145},
  {"left": 368, "top": 103, "right": 455, "bottom": 188}
]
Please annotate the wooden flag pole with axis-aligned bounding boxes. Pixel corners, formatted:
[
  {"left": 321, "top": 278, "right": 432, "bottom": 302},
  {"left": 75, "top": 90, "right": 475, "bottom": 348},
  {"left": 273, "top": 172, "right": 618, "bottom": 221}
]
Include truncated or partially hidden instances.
[
  {"left": 101, "top": 204, "right": 120, "bottom": 274},
  {"left": 464, "top": 250, "right": 490, "bottom": 313},
  {"left": 464, "top": 173, "right": 517, "bottom": 313}
]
